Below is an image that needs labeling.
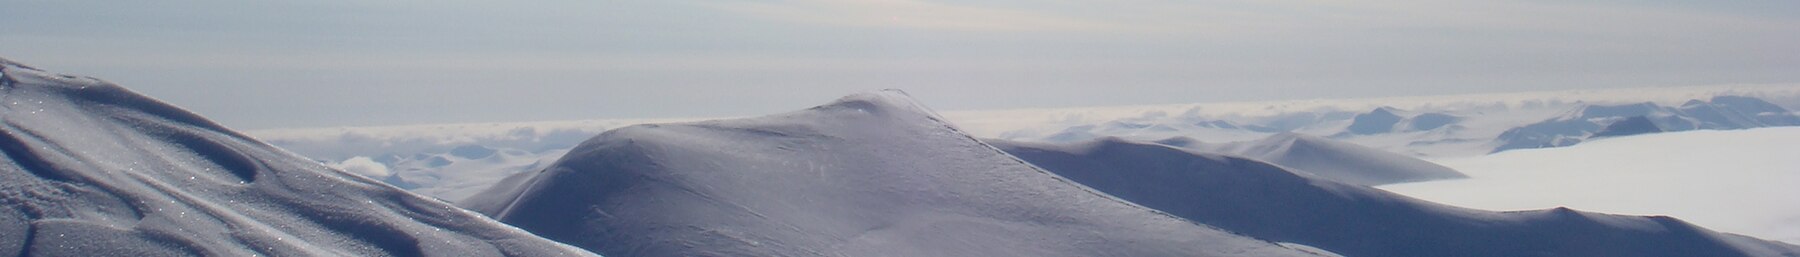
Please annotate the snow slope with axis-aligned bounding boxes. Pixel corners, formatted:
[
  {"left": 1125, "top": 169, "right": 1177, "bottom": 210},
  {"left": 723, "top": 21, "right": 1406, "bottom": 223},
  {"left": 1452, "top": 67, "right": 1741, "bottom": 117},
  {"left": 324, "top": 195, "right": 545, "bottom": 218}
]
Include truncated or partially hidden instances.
[
  {"left": 459, "top": 90, "right": 1323, "bottom": 257},
  {"left": 1383, "top": 127, "right": 1800, "bottom": 245},
  {"left": 1152, "top": 132, "right": 1467, "bottom": 185},
  {"left": 0, "top": 58, "right": 595, "bottom": 256},
  {"left": 992, "top": 137, "right": 1800, "bottom": 257}
]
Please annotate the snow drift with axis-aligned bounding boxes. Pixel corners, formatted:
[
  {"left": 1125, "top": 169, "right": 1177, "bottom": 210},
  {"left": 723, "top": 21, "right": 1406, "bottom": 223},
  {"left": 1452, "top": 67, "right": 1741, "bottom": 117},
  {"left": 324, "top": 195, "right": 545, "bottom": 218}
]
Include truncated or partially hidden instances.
[
  {"left": 991, "top": 138, "right": 1800, "bottom": 257},
  {"left": 1153, "top": 132, "right": 1466, "bottom": 185},
  {"left": 460, "top": 90, "right": 1322, "bottom": 257},
  {"left": 0, "top": 58, "right": 594, "bottom": 256}
]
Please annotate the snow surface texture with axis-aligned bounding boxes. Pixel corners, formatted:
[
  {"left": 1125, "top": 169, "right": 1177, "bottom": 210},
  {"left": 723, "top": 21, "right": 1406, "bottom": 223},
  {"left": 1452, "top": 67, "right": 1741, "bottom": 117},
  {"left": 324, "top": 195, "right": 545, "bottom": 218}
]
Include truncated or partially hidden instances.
[
  {"left": 0, "top": 58, "right": 596, "bottom": 256},
  {"left": 991, "top": 138, "right": 1800, "bottom": 257},
  {"left": 1384, "top": 127, "right": 1800, "bottom": 245},
  {"left": 460, "top": 90, "right": 1322, "bottom": 257},
  {"left": 1153, "top": 132, "right": 1467, "bottom": 186}
]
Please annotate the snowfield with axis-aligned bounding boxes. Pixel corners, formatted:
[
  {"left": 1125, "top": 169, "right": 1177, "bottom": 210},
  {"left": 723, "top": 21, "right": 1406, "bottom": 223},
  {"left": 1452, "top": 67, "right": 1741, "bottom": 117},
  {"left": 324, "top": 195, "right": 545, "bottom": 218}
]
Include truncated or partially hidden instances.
[{"left": 1383, "top": 127, "right": 1800, "bottom": 244}]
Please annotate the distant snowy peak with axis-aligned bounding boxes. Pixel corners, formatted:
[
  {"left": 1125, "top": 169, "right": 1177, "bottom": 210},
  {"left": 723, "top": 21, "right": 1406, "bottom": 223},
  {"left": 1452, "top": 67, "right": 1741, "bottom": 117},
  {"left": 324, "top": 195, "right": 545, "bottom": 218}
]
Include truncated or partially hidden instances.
[
  {"left": 1342, "top": 107, "right": 1404, "bottom": 135},
  {"left": 1494, "top": 97, "right": 1799, "bottom": 152},
  {"left": 1146, "top": 132, "right": 1466, "bottom": 185},
  {"left": 1590, "top": 116, "right": 1664, "bottom": 138},
  {"left": 448, "top": 144, "right": 499, "bottom": 159},
  {"left": 1339, "top": 107, "right": 1463, "bottom": 136},
  {"left": 0, "top": 58, "right": 593, "bottom": 256},
  {"left": 998, "top": 138, "right": 1800, "bottom": 257},
  {"left": 460, "top": 90, "right": 1319, "bottom": 257}
]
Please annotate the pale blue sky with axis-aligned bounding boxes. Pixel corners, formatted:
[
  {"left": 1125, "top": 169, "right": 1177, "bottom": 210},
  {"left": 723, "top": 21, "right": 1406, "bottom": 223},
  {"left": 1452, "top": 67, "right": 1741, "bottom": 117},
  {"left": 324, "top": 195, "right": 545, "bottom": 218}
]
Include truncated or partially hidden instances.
[{"left": 3, "top": 0, "right": 1796, "bottom": 129}]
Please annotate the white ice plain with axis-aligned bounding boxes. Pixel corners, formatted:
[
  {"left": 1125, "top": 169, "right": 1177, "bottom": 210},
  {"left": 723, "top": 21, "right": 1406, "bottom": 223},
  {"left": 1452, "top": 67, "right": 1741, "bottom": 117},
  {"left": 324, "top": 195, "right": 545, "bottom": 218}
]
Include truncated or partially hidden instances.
[{"left": 1382, "top": 127, "right": 1800, "bottom": 244}]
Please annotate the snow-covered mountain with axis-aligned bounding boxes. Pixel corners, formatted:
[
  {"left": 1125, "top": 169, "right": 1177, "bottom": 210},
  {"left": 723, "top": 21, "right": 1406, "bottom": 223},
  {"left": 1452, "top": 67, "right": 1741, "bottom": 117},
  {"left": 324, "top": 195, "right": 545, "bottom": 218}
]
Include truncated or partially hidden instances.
[
  {"left": 1493, "top": 97, "right": 1800, "bottom": 152},
  {"left": 993, "top": 137, "right": 1800, "bottom": 257},
  {"left": 1148, "top": 132, "right": 1466, "bottom": 186},
  {"left": 459, "top": 90, "right": 1327, "bottom": 257},
  {"left": 0, "top": 58, "right": 595, "bottom": 256}
]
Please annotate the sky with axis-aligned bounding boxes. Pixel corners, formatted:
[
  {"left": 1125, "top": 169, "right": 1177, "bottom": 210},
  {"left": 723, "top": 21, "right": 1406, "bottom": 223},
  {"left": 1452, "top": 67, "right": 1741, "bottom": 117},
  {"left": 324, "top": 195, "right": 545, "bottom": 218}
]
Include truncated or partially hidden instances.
[{"left": 3, "top": 0, "right": 1797, "bottom": 129}]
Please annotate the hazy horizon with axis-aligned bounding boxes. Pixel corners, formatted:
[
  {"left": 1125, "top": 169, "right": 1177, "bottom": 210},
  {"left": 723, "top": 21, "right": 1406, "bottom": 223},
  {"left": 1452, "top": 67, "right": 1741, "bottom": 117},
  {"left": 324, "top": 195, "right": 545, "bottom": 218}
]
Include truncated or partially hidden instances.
[{"left": 5, "top": 0, "right": 1797, "bottom": 129}]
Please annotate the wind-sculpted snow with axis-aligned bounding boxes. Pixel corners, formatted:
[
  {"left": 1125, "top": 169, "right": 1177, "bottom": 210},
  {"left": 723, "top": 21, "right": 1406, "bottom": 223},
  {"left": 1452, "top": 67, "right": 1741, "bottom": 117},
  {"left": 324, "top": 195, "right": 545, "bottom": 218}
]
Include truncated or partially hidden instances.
[
  {"left": 1153, "top": 132, "right": 1466, "bottom": 185},
  {"left": 0, "top": 58, "right": 596, "bottom": 256},
  {"left": 992, "top": 137, "right": 1800, "bottom": 257},
  {"left": 460, "top": 90, "right": 1323, "bottom": 257}
]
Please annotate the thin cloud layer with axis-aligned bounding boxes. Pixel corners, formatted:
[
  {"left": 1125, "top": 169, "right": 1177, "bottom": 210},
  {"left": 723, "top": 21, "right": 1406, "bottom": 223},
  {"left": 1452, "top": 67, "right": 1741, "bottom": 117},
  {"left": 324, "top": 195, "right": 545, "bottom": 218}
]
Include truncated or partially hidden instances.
[{"left": 1, "top": 0, "right": 1795, "bottom": 128}]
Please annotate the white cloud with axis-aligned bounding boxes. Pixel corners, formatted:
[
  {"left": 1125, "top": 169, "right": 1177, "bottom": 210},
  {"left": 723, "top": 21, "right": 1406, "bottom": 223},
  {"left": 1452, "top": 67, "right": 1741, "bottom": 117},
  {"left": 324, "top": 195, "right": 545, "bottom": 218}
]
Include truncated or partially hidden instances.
[{"left": 329, "top": 156, "right": 392, "bottom": 178}]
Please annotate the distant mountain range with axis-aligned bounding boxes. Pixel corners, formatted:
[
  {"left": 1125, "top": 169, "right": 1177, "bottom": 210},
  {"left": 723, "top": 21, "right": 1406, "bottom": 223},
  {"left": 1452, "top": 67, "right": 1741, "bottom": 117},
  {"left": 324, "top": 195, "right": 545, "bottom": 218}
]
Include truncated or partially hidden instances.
[
  {"left": 1494, "top": 96, "right": 1800, "bottom": 152},
  {"left": 1010, "top": 95, "right": 1799, "bottom": 156}
]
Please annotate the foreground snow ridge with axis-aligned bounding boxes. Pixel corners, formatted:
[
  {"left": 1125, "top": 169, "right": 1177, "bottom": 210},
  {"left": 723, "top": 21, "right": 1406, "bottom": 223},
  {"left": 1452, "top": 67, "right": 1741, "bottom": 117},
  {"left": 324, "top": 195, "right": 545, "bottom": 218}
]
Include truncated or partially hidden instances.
[
  {"left": 460, "top": 90, "right": 1321, "bottom": 257},
  {"left": 0, "top": 58, "right": 595, "bottom": 256}
]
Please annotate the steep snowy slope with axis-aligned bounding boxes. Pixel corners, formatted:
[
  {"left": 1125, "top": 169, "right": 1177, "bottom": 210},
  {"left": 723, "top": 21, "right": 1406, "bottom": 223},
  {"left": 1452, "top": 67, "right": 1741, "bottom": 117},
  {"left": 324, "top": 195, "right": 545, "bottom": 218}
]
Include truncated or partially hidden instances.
[
  {"left": 1152, "top": 133, "right": 1466, "bottom": 185},
  {"left": 460, "top": 90, "right": 1323, "bottom": 257},
  {"left": 0, "top": 58, "right": 595, "bottom": 256},
  {"left": 992, "top": 138, "right": 1800, "bottom": 257}
]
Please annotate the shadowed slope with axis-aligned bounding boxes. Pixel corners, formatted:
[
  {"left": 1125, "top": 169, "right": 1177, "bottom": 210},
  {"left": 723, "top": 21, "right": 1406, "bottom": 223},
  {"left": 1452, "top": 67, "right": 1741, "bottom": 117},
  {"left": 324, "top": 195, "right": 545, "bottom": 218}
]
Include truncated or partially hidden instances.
[
  {"left": 1156, "top": 133, "right": 1466, "bottom": 185},
  {"left": 992, "top": 137, "right": 1800, "bottom": 257}
]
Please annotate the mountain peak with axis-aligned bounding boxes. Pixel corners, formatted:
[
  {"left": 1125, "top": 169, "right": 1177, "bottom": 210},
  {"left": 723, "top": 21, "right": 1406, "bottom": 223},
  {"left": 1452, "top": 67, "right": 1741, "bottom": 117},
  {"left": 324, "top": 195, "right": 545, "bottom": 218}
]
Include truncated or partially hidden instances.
[
  {"left": 1344, "top": 107, "right": 1406, "bottom": 135},
  {"left": 810, "top": 89, "right": 937, "bottom": 117},
  {"left": 449, "top": 144, "right": 499, "bottom": 159}
]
